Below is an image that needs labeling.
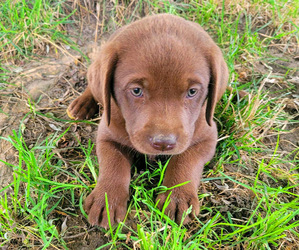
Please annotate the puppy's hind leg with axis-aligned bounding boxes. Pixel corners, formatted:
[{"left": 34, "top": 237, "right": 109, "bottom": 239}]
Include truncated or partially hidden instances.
[{"left": 67, "top": 86, "right": 98, "bottom": 120}]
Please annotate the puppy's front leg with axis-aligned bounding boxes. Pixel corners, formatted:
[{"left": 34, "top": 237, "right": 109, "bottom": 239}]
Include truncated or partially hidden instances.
[
  {"left": 84, "top": 139, "right": 131, "bottom": 229},
  {"left": 157, "top": 138, "right": 217, "bottom": 224}
]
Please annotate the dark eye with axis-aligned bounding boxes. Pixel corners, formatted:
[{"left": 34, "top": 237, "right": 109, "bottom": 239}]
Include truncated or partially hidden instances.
[
  {"left": 187, "top": 88, "right": 198, "bottom": 98},
  {"left": 131, "top": 87, "right": 143, "bottom": 97}
]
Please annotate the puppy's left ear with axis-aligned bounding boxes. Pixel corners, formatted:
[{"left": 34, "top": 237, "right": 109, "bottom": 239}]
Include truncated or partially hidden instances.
[
  {"left": 100, "top": 45, "right": 119, "bottom": 126},
  {"left": 206, "top": 48, "right": 228, "bottom": 126}
]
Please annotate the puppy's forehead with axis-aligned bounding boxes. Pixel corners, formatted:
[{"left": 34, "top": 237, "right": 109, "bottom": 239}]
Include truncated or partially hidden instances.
[
  {"left": 116, "top": 44, "right": 210, "bottom": 88},
  {"left": 112, "top": 15, "right": 215, "bottom": 88},
  {"left": 115, "top": 29, "right": 212, "bottom": 82}
]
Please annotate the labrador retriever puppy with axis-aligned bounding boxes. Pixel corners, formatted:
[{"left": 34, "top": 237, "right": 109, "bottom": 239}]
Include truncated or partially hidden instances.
[{"left": 67, "top": 13, "right": 228, "bottom": 228}]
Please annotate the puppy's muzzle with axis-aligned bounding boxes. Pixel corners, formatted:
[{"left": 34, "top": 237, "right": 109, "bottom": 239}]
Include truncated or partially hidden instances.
[{"left": 150, "top": 134, "right": 177, "bottom": 151}]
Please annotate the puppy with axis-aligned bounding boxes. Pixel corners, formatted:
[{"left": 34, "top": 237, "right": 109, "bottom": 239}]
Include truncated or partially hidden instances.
[{"left": 68, "top": 13, "right": 228, "bottom": 228}]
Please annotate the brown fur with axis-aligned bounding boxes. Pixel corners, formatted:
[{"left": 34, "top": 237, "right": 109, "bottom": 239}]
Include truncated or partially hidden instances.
[{"left": 68, "top": 14, "right": 228, "bottom": 228}]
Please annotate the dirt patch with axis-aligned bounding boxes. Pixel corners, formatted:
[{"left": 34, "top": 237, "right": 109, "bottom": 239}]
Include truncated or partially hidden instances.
[
  {"left": 259, "top": 48, "right": 299, "bottom": 154},
  {"left": 234, "top": 44, "right": 299, "bottom": 156},
  {"left": 1, "top": 54, "right": 106, "bottom": 249},
  {"left": 0, "top": 56, "right": 80, "bottom": 191}
]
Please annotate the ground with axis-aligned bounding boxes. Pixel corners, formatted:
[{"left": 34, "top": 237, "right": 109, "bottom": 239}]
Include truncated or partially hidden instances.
[{"left": 0, "top": 1, "right": 298, "bottom": 249}]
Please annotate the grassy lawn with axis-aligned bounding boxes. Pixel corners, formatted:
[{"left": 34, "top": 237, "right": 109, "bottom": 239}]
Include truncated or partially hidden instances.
[{"left": 0, "top": 0, "right": 298, "bottom": 249}]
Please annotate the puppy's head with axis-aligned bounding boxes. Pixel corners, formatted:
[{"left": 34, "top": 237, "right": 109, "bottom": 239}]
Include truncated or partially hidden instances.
[{"left": 93, "top": 15, "right": 228, "bottom": 155}]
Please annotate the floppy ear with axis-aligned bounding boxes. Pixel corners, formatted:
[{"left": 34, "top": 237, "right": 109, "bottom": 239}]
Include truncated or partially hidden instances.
[
  {"left": 206, "top": 49, "right": 228, "bottom": 126},
  {"left": 88, "top": 45, "right": 118, "bottom": 126},
  {"left": 100, "top": 47, "right": 118, "bottom": 126}
]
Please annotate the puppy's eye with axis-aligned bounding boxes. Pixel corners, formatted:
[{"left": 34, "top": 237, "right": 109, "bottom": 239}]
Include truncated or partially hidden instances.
[
  {"left": 131, "top": 87, "right": 143, "bottom": 97},
  {"left": 187, "top": 88, "right": 198, "bottom": 98}
]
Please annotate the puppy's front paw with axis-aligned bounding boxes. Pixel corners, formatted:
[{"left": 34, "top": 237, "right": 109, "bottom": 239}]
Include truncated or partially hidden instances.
[
  {"left": 156, "top": 188, "right": 200, "bottom": 224},
  {"left": 84, "top": 185, "right": 129, "bottom": 229},
  {"left": 67, "top": 94, "right": 98, "bottom": 120}
]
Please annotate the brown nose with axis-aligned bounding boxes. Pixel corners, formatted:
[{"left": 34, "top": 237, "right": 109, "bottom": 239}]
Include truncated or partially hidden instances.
[{"left": 150, "top": 134, "right": 177, "bottom": 151}]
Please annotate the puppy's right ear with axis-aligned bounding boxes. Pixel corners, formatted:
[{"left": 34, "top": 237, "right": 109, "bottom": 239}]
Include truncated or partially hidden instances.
[
  {"left": 100, "top": 46, "right": 118, "bottom": 126},
  {"left": 87, "top": 45, "right": 118, "bottom": 126}
]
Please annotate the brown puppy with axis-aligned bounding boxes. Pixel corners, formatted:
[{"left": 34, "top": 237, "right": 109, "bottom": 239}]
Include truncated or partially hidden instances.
[{"left": 68, "top": 14, "right": 228, "bottom": 228}]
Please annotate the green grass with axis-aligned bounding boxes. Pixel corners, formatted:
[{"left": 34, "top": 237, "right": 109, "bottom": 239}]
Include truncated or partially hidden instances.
[
  {"left": 0, "top": 0, "right": 77, "bottom": 62},
  {"left": 1, "top": 0, "right": 299, "bottom": 249},
  {"left": 0, "top": 127, "right": 85, "bottom": 248}
]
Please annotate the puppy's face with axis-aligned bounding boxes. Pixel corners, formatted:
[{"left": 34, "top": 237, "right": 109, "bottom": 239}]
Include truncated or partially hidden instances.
[{"left": 113, "top": 46, "right": 210, "bottom": 155}]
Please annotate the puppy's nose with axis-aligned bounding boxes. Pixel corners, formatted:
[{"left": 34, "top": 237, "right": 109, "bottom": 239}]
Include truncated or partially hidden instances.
[{"left": 150, "top": 134, "right": 177, "bottom": 151}]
